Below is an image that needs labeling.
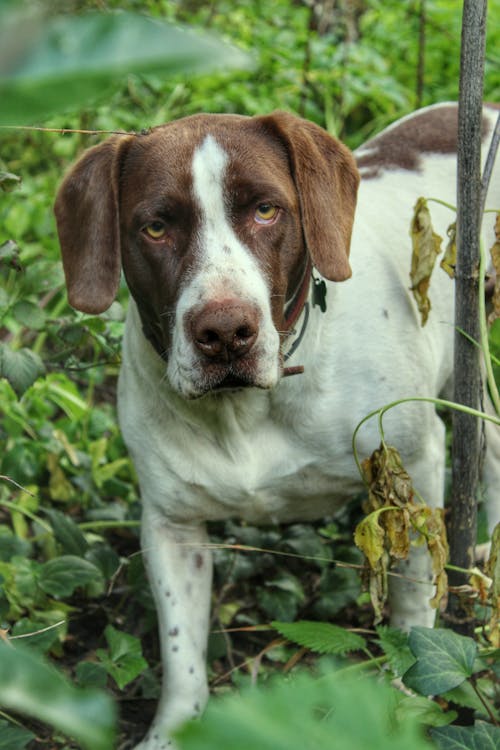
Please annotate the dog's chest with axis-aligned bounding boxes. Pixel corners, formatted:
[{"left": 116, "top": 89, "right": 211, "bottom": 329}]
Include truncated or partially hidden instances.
[{"left": 149, "top": 398, "right": 361, "bottom": 524}]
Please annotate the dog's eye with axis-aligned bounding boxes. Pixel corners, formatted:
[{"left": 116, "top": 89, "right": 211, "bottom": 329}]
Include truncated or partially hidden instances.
[
  {"left": 144, "top": 221, "right": 166, "bottom": 240},
  {"left": 255, "top": 203, "right": 278, "bottom": 224}
]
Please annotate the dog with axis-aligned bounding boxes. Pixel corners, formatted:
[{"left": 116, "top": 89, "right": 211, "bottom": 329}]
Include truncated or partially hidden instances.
[{"left": 55, "top": 103, "right": 500, "bottom": 749}]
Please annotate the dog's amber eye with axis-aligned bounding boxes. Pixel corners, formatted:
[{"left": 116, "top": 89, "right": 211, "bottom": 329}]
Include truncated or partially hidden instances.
[
  {"left": 255, "top": 203, "right": 278, "bottom": 224},
  {"left": 144, "top": 221, "right": 166, "bottom": 240}
]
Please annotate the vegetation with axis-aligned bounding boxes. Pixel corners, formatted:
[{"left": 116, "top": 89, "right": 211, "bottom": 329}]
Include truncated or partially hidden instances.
[{"left": 1, "top": 1, "right": 500, "bottom": 748}]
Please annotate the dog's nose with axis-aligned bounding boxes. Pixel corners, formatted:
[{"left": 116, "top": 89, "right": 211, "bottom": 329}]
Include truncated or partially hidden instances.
[{"left": 191, "top": 301, "right": 259, "bottom": 361}]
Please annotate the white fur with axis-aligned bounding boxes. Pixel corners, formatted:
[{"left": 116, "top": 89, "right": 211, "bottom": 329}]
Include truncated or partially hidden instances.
[
  {"left": 167, "top": 136, "right": 280, "bottom": 398},
  {"left": 117, "top": 105, "right": 500, "bottom": 749}
]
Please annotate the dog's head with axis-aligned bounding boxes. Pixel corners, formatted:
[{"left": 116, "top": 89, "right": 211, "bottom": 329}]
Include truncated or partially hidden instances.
[{"left": 55, "top": 112, "right": 359, "bottom": 398}]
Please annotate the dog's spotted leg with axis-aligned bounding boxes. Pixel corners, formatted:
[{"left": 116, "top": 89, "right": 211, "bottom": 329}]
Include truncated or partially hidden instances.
[{"left": 134, "top": 509, "right": 212, "bottom": 750}]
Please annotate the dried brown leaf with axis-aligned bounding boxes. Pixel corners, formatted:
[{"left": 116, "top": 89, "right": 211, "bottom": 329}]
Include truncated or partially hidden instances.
[
  {"left": 410, "top": 505, "right": 449, "bottom": 609},
  {"left": 357, "top": 443, "right": 449, "bottom": 618},
  {"left": 410, "top": 197, "right": 443, "bottom": 326},
  {"left": 486, "top": 523, "right": 500, "bottom": 647},
  {"left": 488, "top": 213, "right": 500, "bottom": 324},
  {"left": 440, "top": 222, "right": 456, "bottom": 278},
  {"left": 361, "top": 444, "right": 414, "bottom": 512}
]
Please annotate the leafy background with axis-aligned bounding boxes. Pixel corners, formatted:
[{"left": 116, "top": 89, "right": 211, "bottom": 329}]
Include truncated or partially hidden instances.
[{"left": 1, "top": 0, "right": 500, "bottom": 748}]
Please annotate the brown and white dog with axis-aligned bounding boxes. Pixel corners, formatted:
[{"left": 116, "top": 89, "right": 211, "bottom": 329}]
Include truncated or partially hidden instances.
[{"left": 55, "top": 103, "right": 500, "bottom": 749}]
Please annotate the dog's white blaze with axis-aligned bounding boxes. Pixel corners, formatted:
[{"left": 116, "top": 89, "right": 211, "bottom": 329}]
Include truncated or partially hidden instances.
[
  {"left": 166, "top": 135, "right": 280, "bottom": 396},
  {"left": 190, "top": 135, "right": 269, "bottom": 299}
]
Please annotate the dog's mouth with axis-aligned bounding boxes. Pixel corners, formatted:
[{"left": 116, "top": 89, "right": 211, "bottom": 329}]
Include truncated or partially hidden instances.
[{"left": 210, "top": 372, "right": 256, "bottom": 392}]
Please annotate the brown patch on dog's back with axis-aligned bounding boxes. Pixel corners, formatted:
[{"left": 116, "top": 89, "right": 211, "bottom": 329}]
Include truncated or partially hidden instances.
[{"left": 356, "top": 104, "right": 491, "bottom": 179}]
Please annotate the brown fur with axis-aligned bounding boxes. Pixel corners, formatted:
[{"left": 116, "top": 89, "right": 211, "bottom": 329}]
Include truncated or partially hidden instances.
[{"left": 356, "top": 104, "right": 491, "bottom": 178}]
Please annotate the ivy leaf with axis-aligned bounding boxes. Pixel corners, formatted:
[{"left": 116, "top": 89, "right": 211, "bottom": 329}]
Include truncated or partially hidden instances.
[
  {"left": 39, "top": 556, "right": 103, "bottom": 597},
  {"left": 0, "top": 719, "right": 34, "bottom": 749},
  {"left": 376, "top": 625, "right": 415, "bottom": 677},
  {"left": 96, "top": 625, "right": 148, "bottom": 690},
  {"left": 0, "top": 344, "right": 45, "bottom": 396},
  {"left": 395, "top": 695, "right": 456, "bottom": 728},
  {"left": 272, "top": 620, "right": 366, "bottom": 655},
  {"left": 403, "top": 627, "right": 477, "bottom": 695},
  {"left": 431, "top": 722, "right": 500, "bottom": 750}
]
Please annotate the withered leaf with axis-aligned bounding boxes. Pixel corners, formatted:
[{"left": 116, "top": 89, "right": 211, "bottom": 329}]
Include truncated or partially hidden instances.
[
  {"left": 410, "top": 197, "right": 443, "bottom": 326},
  {"left": 385, "top": 507, "right": 411, "bottom": 560},
  {"left": 488, "top": 213, "right": 500, "bottom": 325},
  {"left": 361, "top": 444, "right": 414, "bottom": 512},
  {"left": 357, "top": 443, "right": 449, "bottom": 619},
  {"left": 486, "top": 522, "right": 500, "bottom": 647},
  {"left": 354, "top": 511, "right": 385, "bottom": 569},
  {"left": 440, "top": 222, "right": 456, "bottom": 278}
]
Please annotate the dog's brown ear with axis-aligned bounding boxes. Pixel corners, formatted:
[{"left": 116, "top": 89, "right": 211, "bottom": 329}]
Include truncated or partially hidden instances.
[
  {"left": 257, "top": 111, "right": 359, "bottom": 282},
  {"left": 54, "top": 136, "right": 132, "bottom": 314}
]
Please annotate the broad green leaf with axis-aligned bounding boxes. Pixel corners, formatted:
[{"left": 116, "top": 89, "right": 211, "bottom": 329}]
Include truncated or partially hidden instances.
[
  {"left": 0, "top": 642, "right": 115, "bottom": 750},
  {"left": 395, "top": 695, "right": 456, "bottom": 728},
  {"left": 76, "top": 661, "right": 108, "bottom": 689},
  {"left": 35, "top": 374, "right": 88, "bottom": 419},
  {"left": 431, "top": 722, "right": 500, "bottom": 750},
  {"left": 96, "top": 625, "right": 148, "bottom": 690},
  {"left": 257, "top": 588, "right": 301, "bottom": 622},
  {"left": 85, "top": 543, "right": 120, "bottom": 580},
  {"left": 45, "top": 508, "right": 89, "bottom": 557},
  {"left": 12, "top": 300, "right": 46, "bottom": 330},
  {"left": 403, "top": 627, "right": 477, "bottom": 696},
  {"left": 376, "top": 625, "right": 415, "bottom": 676},
  {"left": 0, "top": 344, "right": 45, "bottom": 396},
  {"left": 0, "top": 171, "right": 21, "bottom": 192},
  {"left": 0, "top": 9, "right": 250, "bottom": 125},
  {"left": 0, "top": 719, "right": 34, "bottom": 750},
  {"left": 39, "top": 555, "right": 103, "bottom": 597},
  {"left": 11, "top": 617, "right": 62, "bottom": 654},
  {"left": 176, "top": 669, "right": 433, "bottom": 750},
  {"left": 272, "top": 620, "right": 366, "bottom": 655}
]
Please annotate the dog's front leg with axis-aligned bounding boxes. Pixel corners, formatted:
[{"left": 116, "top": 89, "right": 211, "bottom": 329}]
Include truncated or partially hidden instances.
[{"left": 135, "top": 507, "right": 212, "bottom": 750}]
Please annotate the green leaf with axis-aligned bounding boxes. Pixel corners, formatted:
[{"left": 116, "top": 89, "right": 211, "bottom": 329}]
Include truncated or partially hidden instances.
[
  {"left": 376, "top": 625, "right": 415, "bottom": 676},
  {"left": 0, "top": 642, "right": 115, "bottom": 750},
  {"left": 395, "top": 695, "right": 456, "bottom": 728},
  {"left": 0, "top": 10, "right": 250, "bottom": 125},
  {"left": 12, "top": 300, "right": 46, "bottom": 330},
  {"left": 0, "top": 344, "right": 45, "bottom": 396},
  {"left": 96, "top": 625, "right": 148, "bottom": 690},
  {"left": 44, "top": 509, "right": 89, "bottom": 557},
  {"left": 76, "top": 661, "right": 108, "bottom": 689},
  {"left": 272, "top": 620, "right": 366, "bottom": 655},
  {"left": 39, "top": 555, "right": 103, "bottom": 597},
  {"left": 403, "top": 627, "right": 477, "bottom": 696},
  {"left": 431, "top": 722, "right": 500, "bottom": 750},
  {"left": 0, "top": 171, "right": 21, "bottom": 193},
  {"left": 0, "top": 719, "right": 35, "bottom": 750},
  {"left": 11, "top": 617, "right": 62, "bottom": 654},
  {"left": 176, "top": 668, "right": 433, "bottom": 750}
]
